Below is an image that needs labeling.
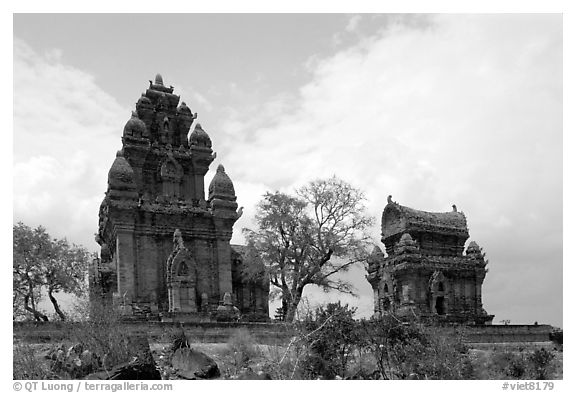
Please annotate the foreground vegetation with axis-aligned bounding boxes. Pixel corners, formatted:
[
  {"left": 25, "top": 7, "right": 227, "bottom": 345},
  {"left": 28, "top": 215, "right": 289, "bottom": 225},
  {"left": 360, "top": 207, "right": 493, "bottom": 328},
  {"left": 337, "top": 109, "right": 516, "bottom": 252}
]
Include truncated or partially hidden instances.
[{"left": 13, "top": 302, "right": 562, "bottom": 380}]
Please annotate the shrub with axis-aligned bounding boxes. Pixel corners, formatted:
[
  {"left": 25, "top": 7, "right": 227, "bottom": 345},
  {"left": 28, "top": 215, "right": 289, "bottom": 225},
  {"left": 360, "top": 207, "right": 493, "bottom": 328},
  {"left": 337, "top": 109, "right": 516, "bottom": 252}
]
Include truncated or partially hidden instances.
[
  {"left": 260, "top": 341, "right": 305, "bottom": 380},
  {"left": 528, "top": 348, "right": 555, "bottom": 380},
  {"left": 13, "top": 340, "right": 54, "bottom": 379},
  {"left": 298, "top": 302, "right": 361, "bottom": 379},
  {"left": 226, "top": 328, "right": 261, "bottom": 372},
  {"left": 415, "top": 326, "right": 473, "bottom": 379},
  {"left": 359, "top": 315, "right": 425, "bottom": 379},
  {"left": 479, "top": 347, "right": 559, "bottom": 380},
  {"left": 169, "top": 327, "right": 190, "bottom": 352},
  {"left": 359, "top": 315, "right": 472, "bottom": 379},
  {"left": 68, "top": 300, "right": 133, "bottom": 372}
]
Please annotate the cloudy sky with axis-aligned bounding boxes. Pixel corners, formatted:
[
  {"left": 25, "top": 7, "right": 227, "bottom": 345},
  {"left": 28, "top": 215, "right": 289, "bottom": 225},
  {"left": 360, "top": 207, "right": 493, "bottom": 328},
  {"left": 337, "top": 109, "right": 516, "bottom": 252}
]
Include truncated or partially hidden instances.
[{"left": 12, "top": 13, "right": 562, "bottom": 326}]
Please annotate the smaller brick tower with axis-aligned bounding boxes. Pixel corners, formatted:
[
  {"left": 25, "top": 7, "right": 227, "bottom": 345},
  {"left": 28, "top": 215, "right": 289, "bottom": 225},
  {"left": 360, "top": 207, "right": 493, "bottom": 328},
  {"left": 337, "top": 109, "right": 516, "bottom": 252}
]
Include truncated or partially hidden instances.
[{"left": 367, "top": 197, "right": 493, "bottom": 324}]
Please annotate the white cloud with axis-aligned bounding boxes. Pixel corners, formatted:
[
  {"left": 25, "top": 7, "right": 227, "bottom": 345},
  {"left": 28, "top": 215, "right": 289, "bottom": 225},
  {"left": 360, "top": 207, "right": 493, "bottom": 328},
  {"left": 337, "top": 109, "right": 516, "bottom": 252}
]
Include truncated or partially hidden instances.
[
  {"left": 13, "top": 39, "right": 128, "bottom": 250},
  {"left": 345, "top": 15, "right": 362, "bottom": 33},
  {"left": 219, "top": 15, "right": 562, "bottom": 325}
]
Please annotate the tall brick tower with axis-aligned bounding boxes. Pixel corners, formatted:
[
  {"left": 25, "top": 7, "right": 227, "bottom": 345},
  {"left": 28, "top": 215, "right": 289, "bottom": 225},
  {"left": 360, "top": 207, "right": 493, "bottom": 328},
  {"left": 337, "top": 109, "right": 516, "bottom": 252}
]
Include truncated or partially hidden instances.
[{"left": 92, "top": 74, "right": 269, "bottom": 320}]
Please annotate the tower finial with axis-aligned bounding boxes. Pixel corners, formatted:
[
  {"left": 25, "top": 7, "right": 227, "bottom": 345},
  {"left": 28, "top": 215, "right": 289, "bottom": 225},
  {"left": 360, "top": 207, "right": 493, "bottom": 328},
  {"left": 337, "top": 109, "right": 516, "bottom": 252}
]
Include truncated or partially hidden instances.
[
  {"left": 452, "top": 204, "right": 457, "bottom": 212},
  {"left": 154, "top": 73, "right": 164, "bottom": 86}
]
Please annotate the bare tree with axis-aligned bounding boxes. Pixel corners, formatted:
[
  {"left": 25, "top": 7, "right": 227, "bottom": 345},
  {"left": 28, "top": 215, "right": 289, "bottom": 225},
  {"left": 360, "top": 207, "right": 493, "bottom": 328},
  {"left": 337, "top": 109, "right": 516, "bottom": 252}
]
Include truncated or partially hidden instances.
[{"left": 243, "top": 176, "right": 374, "bottom": 322}]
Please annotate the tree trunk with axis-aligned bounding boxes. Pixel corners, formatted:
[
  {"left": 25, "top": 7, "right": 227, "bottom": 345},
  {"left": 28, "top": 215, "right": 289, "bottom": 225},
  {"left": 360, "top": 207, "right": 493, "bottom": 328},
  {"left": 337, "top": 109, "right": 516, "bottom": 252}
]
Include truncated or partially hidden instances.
[
  {"left": 24, "top": 294, "right": 48, "bottom": 321},
  {"left": 281, "top": 298, "right": 289, "bottom": 321},
  {"left": 284, "top": 289, "right": 304, "bottom": 322},
  {"left": 48, "top": 288, "right": 66, "bottom": 321}
]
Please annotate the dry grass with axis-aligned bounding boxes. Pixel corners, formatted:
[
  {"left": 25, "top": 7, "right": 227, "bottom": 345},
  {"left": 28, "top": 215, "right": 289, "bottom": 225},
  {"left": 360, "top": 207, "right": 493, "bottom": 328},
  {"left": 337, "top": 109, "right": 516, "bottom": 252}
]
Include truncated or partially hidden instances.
[{"left": 13, "top": 341, "right": 55, "bottom": 380}]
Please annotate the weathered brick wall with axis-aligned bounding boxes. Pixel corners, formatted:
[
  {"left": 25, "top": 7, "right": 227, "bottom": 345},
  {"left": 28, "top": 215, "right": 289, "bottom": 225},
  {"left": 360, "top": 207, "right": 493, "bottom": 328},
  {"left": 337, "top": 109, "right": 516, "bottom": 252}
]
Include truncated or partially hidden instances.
[
  {"left": 216, "top": 238, "right": 233, "bottom": 297},
  {"left": 193, "top": 238, "right": 214, "bottom": 304},
  {"left": 116, "top": 231, "right": 136, "bottom": 301},
  {"left": 14, "top": 321, "right": 553, "bottom": 346},
  {"left": 136, "top": 234, "right": 161, "bottom": 302}
]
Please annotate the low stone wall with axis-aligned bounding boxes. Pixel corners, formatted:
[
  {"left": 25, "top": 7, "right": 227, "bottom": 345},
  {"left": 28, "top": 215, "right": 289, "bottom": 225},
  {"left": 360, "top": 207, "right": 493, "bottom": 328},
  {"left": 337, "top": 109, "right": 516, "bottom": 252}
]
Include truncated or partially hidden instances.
[
  {"left": 462, "top": 324, "right": 554, "bottom": 343},
  {"left": 145, "top": 321, "right": 294, "bottom": 344},
  {"left": 13, "top": 321, "right": 294, "bottom": 345},
  {"left": 13, "top": 321, "right": 553, "bottom": 346},
  {"left": 468, "top": 342, "right": 556, "bottom": 351}
]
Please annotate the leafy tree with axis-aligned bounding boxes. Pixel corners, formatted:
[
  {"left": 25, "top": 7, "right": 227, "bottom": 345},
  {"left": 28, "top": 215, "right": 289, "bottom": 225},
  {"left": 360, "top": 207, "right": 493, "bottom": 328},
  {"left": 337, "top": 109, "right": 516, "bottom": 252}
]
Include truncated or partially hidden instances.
[
  {"left": 13, "top": 223, "right": 51, "bottom": 321},
  {"left": 13, "top": 222, "right": 91, "bottom": 321},
  {"left": 243, "top": 176, "right": 374, "bottom": 321}
]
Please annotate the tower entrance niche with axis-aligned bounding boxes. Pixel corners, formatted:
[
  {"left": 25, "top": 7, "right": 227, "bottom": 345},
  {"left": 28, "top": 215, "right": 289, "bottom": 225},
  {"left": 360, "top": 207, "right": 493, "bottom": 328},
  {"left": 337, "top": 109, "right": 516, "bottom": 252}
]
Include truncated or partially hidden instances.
[
  {"left": 435, "top": 296, "right": 445, "bottom": 315},
  {"left": 166, "top": 229, "right": 197, "bottom": 313}
]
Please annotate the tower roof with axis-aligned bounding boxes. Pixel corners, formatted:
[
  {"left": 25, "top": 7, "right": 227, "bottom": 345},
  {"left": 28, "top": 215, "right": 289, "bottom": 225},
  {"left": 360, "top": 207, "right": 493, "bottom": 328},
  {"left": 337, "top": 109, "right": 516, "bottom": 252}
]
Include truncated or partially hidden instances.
[
  {"left": 382, "top": 200, "right": 468, "bottom": 240},
  {"left": 208, "top": 164, "right": 236, "bottom": 199},
  {"left": 367, "top": 245, "right": 384, "bottom": 274},
  {"left": 148, "top": 73, "right": 174, "bottom": 94},
  {"left": 137, "top": 95, "right": 152, "bottom": 107},
  {"left": 466, "top": 241, "right": 483, "bottom": 257},
  {"left": 189, "top": 123, "right": 212, "bottom": 148},
  {"left": 123, "top": 111, "right": 148, "bottom": 138},
  {"left": 108, "top": 150, "right": 136, "bottom": 190},
  {"left": 177, "top": 101, "right": 192, "bottom": 114}
]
